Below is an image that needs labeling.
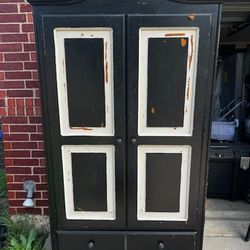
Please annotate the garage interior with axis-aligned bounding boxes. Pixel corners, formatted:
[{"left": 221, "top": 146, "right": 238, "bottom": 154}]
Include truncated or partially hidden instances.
[{"left": 204, "top": 1, "right": 250, "bottom": 249}]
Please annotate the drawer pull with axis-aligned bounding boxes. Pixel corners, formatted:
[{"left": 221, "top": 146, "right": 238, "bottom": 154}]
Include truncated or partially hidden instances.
[
  {"left": 88, "top": 240, "right": 95, "bottom": 249},
  {"left": 116, "top": 137, "right": 123, "bottom": 144},
  {"left": 158, "top": 241, "right": 165, "bottom": 249},
  {"left": 130, "top": 137, "right": 137, "bottom": 144}
]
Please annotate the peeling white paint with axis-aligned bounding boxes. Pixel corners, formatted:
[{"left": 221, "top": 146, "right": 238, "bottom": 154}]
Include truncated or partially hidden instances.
[
  {"left": 61, "top": 145, "right": 116, "bottom": 220},
  {"left": 137, "top": 145, "right": 192, "bottom": 221},
  {"left": 138, "top": 27, "right": 199, "bottom": 136},
  {"left": 54, "top": 28, "right": 114, "bottom": 136}
]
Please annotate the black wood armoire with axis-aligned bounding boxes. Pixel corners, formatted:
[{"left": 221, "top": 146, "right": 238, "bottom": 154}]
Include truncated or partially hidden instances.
[{"left": 26, "top": 0, "right": 221, "bottom": 249}]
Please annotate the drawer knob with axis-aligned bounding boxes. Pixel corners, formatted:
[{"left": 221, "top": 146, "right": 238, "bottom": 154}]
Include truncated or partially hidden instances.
[
  {"left": 158, "top": 241, "right": 165, "bottom": 249},
  {"left": 131, "top": 137, "right": 137, "bottom": 144},
  {"left": 116, "top": 137, "right": 123, "bottom": 144},
  {"left": 88, "top": 240, "right": 95, "bottom": 249}
]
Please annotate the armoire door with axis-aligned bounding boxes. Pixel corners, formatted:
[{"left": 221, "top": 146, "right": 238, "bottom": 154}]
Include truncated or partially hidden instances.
[
  {"left": 42, "top": 15, "right": 126, "bottom": 229},
  {"left": 41, "top": 13, "right": 217, "bottom": 231},
  {"left": 127, "top": 14, "right": 217, "bottom": 230}
]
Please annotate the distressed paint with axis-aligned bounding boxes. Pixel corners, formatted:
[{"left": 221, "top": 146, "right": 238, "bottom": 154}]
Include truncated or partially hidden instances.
[
  {"left": 138, "top": 27, "right": 199, "bottom": 136},
  {"left": 186, "top": 77, "right": 190, "bottom": 100},
  {"left": 137, "top": 145, "right": 192, "bottom": 221},
  {"left": 150, "top": 107, "right": 156, "bottom": 114},
  {"left": 189, "top": 35, "right": 194, "bottom": 70},
  {"left": 188, "top": 15, "right": 196, "bottom": 21},
  {"left": 82, "top": 127, "right": 93, "bottom": 131},
  {"left": 181, "top": 38, "right": 187, "bottom": 47},
  {"left": 105, "top": 62, "right": 109, "bottom": 83},
  {"left": 54, "top": 28, "right": 114, "bottom": 136},
  {"left": 61, "top": 145, "right": 116, "bottom": 220}
]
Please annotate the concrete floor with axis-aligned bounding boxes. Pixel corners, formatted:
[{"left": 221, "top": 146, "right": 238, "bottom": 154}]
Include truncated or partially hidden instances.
[
  {"left": 203, "top": 236, "right": 250, "bottom": 250},
  {"left": 205, "top": 199, "right": 250, "bottom": 221},
  {"left": 203, "top": 199, "right": 250, "bottom": 250}
]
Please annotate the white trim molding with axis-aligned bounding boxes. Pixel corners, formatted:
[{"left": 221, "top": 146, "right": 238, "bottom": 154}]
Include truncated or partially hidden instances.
[
  {"left": 54, "top": 28, "right": 114, "bottom": 136},
  {"left": 61, "top": 145, "right": 116, "bottom": 220},
  {"left": 138, "top": 27, "right": 199, "bottom": 136},
  {"left": 137, "top": 145, "right": 192, "bottom": 221}
]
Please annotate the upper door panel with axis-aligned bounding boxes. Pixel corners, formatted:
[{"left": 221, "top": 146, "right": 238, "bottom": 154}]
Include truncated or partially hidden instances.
[
  {"left": 138, "top": 27, "right": 199, "bottom": 137},
  {"left": 54, "top": 27, "right": 115, "bottom": 136},
  {"left": 42, "top": 15, "right": 125, "bottom": 142},
  {"left": 127, "top": 14, "right": 213, "bottom": 143}
]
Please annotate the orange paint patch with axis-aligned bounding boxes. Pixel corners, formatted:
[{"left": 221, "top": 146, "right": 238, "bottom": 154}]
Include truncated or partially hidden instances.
[
  {"left": 188, "top": 15, "right": 196, "bottom": 21},
  {"left": 105, "top": 62, "right": 109, "bottom": 83},
  {"left": 188, "top": 35, "right": 194, "bottom": 69},
  {"left": 70, "top": 126, "right": 93, "bottom": 131},
  {"left": 83, "top": 127, "right": 93, "bottom": 131},
  {"left": 181, "top": 38, "right": 187, "bottom": 47}
]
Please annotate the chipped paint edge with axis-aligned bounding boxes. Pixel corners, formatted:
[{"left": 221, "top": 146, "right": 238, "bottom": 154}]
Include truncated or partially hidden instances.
[
  {"left": 138, "top": 27, "right": 200, "bottom": 137},
  {"left": 61, "top": 145, "right": 116, "bottom": 220},
  {"left": 54, "top": 27, "right": 115, "bottom": 136},
  {"left": 137, "top": 145, "right": 192, "bottom": 221}
]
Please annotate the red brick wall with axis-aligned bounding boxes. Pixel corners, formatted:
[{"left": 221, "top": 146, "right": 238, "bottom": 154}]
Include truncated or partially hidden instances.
[{"left": 0, "top": 0, "right": 48, "bottom": 215}]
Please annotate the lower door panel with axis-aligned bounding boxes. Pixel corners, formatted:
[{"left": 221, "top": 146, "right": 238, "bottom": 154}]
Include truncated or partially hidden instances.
[{"left": 57, "top": 231, "right": 196, "bottom": 250}]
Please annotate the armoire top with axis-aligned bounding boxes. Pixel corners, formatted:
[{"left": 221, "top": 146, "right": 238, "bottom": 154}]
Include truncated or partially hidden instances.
[{"left": 26, "top": 0, "right": 224, "bottom": 6}]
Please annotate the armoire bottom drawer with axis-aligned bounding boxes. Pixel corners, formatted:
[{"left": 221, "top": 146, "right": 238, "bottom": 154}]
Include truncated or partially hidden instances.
[
  {"left": 127, "top": 232, "right": 196, "bottom": 250},
  {"left": 57, "top": 233, "right": 124, "bottom": 250},
  {"left": 57, "top": 232, "right": 196, "bottom": 250}
]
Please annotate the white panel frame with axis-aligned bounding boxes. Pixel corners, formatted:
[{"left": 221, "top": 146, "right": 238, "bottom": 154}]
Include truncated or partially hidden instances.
[
  {"left": 137, "top": 145, "right": 192, "bottom": 221},
  {"left": 138, "top": 28, "right": 199, "bottom": 136},
  {"left": 54, "top": 28, "right": 114, "bottom": 136},
  {"left": 61, "top": 145, "right": 116, "bottom": 220}
]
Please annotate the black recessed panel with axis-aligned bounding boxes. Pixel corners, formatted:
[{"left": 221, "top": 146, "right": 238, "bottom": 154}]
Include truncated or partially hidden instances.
[
  {"left": 147, "top": 38, "right": 188, "bottom": 127},
  {"left": 72, "top": 153, "right": 107, "bottom": 211},
  {"left": 65, "top": 38, "right": 106, "bottom": 128},
  {"left": 146, "top": 153, "right": 182, "bottom": 212}
]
